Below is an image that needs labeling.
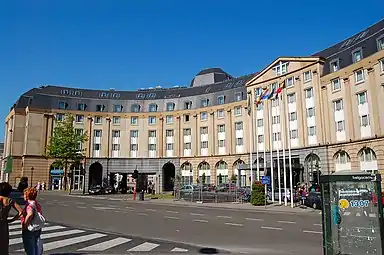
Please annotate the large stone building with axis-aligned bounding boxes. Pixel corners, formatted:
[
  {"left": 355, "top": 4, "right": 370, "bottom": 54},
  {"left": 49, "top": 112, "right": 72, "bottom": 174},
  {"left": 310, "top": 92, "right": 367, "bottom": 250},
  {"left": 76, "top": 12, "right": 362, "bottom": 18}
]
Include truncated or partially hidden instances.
[{"left": 2, "top": 19, "right": 384, "bottom": 192}]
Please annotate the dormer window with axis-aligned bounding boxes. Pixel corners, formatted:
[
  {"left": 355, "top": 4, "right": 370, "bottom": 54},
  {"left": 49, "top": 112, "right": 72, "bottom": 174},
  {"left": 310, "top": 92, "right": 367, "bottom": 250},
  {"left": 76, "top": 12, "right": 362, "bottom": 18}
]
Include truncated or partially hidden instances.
[
  {"left": 352, "top": 48, "right": 363, "bottom": 63},
  {"left": 58, "top": 101, "right": 67, "bottom": 110},
  {"left": 217, "top": 95, "right": 225, "bottom": 105},
  {"left": 273, "top": 61, "right": 288, "bottom": 76},
  {"left": 131, "top": 104, "right": 140, "bottom": 112},
  {"left": 166, "top": 102, "right": 175, "bottom": 111},
  {"left": 330, "top": 59, "right": 340, "bottom": 72},
  {"left": 113, "top": 104, "right": 123, "bottom": 112},
  {"left": 234, "top": 92, "right": 243, "bottom": 102},
  {"left": 184, "top": 101, "right": 192, "bottom": 110},
  {"left": 377, "top": 36, "right": 384, "bottom": 51},
  {"left": 96, "top": 104, "right": 105, "bottom": 112},
  {"left": 77, "top": 103, "right": 86, "bottom": 111},
  {"left": 200, "top": 99, "right": 209, "bottom": 107},
  {"left": 149, "top": 104, "right": 158, "bottom": 112}
]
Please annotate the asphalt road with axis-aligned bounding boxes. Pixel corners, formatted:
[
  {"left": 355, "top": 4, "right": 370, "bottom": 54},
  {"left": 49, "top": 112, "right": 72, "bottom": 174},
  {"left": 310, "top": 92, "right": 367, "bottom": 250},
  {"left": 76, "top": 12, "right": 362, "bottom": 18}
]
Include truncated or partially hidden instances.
[{"left": 33, "top": 192, "right": 324, "bottom": 254}]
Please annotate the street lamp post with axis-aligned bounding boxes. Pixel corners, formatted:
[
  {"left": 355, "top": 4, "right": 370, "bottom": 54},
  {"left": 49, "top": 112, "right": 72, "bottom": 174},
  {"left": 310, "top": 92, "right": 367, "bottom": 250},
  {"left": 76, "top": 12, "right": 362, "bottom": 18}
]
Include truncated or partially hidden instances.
[
  {"left": 106, "top": 117, "right": 111, "bottom": 185},
  {"left": 30, "top": 167, "right": 34, "bottom": 187}
]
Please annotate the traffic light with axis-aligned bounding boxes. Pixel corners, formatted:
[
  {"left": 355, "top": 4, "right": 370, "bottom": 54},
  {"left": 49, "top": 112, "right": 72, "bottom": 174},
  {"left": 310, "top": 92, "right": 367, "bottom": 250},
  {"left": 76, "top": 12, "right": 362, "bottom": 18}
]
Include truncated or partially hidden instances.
[{"left": 132, "top": 169, "right": 139, "bottom": 179}]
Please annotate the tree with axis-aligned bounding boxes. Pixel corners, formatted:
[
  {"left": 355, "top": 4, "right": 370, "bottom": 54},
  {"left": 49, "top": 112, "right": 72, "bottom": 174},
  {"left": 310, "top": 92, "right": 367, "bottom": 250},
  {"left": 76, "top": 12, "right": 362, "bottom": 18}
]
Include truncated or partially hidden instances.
[
  {"left": 46, "top": 114, "right": 88, "bottom": 192},
  {"left": 218, "top": 173, "right": 223, "bottom": 184},
  {"left": 201, "top": 173, "right": 206, "bottom": 184},
  {"left": 251, "top": 181, "right": 266, "bottom": 206},
  {"left": 230, "top": 173, "right": 237, "bottom": 184}
]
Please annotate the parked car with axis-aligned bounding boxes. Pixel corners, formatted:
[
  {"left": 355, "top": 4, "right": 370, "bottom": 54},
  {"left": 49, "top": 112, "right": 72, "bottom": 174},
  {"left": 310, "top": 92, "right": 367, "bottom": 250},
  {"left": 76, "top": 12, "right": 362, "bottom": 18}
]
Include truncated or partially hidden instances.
[
  {"left": 303, "top": 191, "right": 322, "bottom": 209},
  {"left": 88, "top": 185, "right": 105, "bottom": 195}
]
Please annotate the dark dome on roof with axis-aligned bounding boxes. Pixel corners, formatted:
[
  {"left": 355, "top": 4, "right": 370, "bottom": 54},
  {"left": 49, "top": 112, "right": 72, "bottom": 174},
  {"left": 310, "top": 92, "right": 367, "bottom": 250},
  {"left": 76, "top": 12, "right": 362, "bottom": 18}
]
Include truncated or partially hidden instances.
[
  {"left": 196, "top": 68, "right": 227, "bottom": 76},
  {"left": 191, "top": 68, "right": 233, "bottom": 87}
]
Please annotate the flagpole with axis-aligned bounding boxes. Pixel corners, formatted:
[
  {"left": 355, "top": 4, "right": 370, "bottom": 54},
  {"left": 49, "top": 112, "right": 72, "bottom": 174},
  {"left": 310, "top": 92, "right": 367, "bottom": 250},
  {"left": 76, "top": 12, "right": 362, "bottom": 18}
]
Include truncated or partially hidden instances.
[
  {"left": 255, "top": 102, "right": 260, "bottom": 181},
  {"left": 283, "top": 88, "right": 294, "bottom": 208},
  {"left": 276, "top": 98, "right": 281, "bottom": 205},
  {"left": 269, "top": 98, "right": 275, "bottom": 203},
  {"left": 248, "top": 92, "right": 253, "bottom": 188},
  {"left": 281, "top": 92, "right": 287, "bottom": 206}
]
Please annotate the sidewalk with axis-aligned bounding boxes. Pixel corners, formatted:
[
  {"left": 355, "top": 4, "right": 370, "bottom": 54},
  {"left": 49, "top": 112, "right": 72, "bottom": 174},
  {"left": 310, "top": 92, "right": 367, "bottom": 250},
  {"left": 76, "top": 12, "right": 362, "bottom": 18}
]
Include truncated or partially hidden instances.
[{"left": 45, "top": 190, "right": 318, "bottom": 214}]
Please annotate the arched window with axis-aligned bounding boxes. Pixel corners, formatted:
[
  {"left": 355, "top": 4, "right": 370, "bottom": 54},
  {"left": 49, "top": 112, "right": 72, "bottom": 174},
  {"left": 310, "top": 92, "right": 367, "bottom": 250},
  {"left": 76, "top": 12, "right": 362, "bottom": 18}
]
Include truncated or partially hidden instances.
[
  {"left": 149, "top": 104, "right": 158, "bottom": 112},
  {"left": 333, "top": 150, "right": 351, "bottom": 172},
  {"left": 215, "top": 161, "right": 228, "bottom": 184},
  {"left": 233, "top": 160, "right": 246, "bottom": 187},
  {"left": 198, "top": 162, "right": 211, "bottom": 184},
  {"left": 131, "top": 104, "right": 141, "bottom": 113},
  {"left": 166, "top": 102, "right": 175, "bottom": 111},
  {"left": 181, "top": 162, "right": 193, "bottom": 184},
  {"left": 358, "top": 147, "right": 378, "bottom": 172}
]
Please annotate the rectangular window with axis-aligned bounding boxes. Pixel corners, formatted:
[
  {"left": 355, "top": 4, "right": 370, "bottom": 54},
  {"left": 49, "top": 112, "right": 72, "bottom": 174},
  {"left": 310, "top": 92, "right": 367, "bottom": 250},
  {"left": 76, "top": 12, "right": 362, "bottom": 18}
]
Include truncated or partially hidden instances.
[
  {"left": 184, "top": 114, "right": 190, "bottom": 122},
  {"left": 273, "top": 132, "right": 281, "bottom": 141},
  {"left": 357, "top": 91, "right": 367, "bottom": 105},
  {"left": 94, "top": 116, "right": 102, "bottom": 124},
  {"left": 131, "top": 104, "right": 140, "bottom": 112},
  {"left": 96, "top": 104, "right": 104, "bottom": 112},
  {"left": 352, "top": 48, "right": 363, "bottom": 63},
  {"left": 112, "top": 130, "right": 120, "bottom": 137},
  {"left": 234, "top": 92, "right": 243, "bottom": 102},
  {"left": 289, "top": 112, "right": 297, "bottom": 121},
  {"left": 112, "top": 116, "right": 120, "bottom": 124},
  {"left": 257, "top": 103, "right": 263, "bottom": 111},
  {"left": 218, "top": 140, "right": 225, "bottom": 147},
  {"left": 257, "top": 135, "right": 264, "bottom": 143},
  {"left": 286, "top": 77, "right": 294, "bottom": 87},
  {"left": 336, "top": 120, "right": 345, "bottom": 132},
  {"left": 235, "top": 122, "right": 243, "bottom": 130},
  {"left": 303, "top": 71, "right": 312, "bottom": 82},
  {"left": 287, "top": 93, "right": 296, "bottom": 103},
  {"left": 200, "top": 99, "right": 209, "bottom": 107},
  {"left": 236, "top": 138, "right": 243, "bottom": 146},
  {"left": 218, "top": 124, "right": 225, "bottom": 133},
  {"left": 166, "top": 129, "right": 174, "bottom": 137},
  {"left": 166, "top": 143, "right": 174, "bottom": 150},
  {"left": 201, "top": 141, "right": 208, "bottom": 148},
  {"left": 93, "top": 144, "right": 100, "bottom": 151},
  {"left": 307, "top": 107, "right": 315, "bottom": 118},
  {"left": 217, "top": 95, "right": 225, "bottom": 105},
  {"left": 217, "top": 109, "right": 225, "bottom": 118},
  {"left": 113, "top": 104, "right": 122, "bottom": 112},
  {"left": 166, "top": 102, "right": 175, "bottom": 111},
  {"left": 94, "top": 130, "right": 102, "bottom": 137},
  {"left": 380, "top": 59, "right": 384, "bottom": 73},
  {"left": 272, "top": 115, "right": 280, "bottom": 124},
  {"left": 361, "top": 115, "right": 370, "bottom": 127},
  {"left": 378, "top": 37, "right": 384, "bottom": 51},
  {"left": 332, "top": 79, "right": 341, "bottom": 91},
  {"left": 355, "top": 69, "right": 365, "bottom": 83},
  {"left": 257, "top": 119, "right": 263, "bottom": 127},
  {"left": 56, "top": 114, "right": 64, "bottom": 121},
  {"left": 149, "top": 104, "right": 157, "bottom": 112},
  {"left": 305, "top": 87, "right": 313, "bottom": 98},
  {"left": 112, "top": 144, "right": 120, "bottom": 151},
  {"left": 234, "top": 106, "right": 242, "bottom": 116},
  {"left": 148, "top": 116, "right": 156, "bottom": 124},
  {"left": 130, "top": 144, "right": 138, "bottom": 151},
  {"left": 290, "top": 129, "right": 298, "bottom": 139},
  {"left": 148, "top": 144, "right": 157, "bottom": 151},
  {"left": 200, "top": 126, "right": 208, "bottom": 134},
  {"left": 130, "top": 130, "right": 138, "bottom": 137},
  {"left": 58, "top": 101, "right": 67, "bottom": 110},
  {"left": 308, "top": 126, "right": 316, "bottom": 136},
  {"left": 181, "top": 128, "right": 190, "bottom": 136},
  {"left": 184, "top": 101, "right": 192, "bottom": 110},
  {"left": 77, "top": 103, "right": 86, "bottom": 111},
  {"left": 131, "top": 116, "right": 138, "bottom": 125},
  {"left": 200, "top": 112, "right": 208, "bottom": 120},
  {"left": 75, "top": 128, "right": 83, "bottom": 135},
  {"left": 75, "top": 115, "right": 84, "bottom": 123},
  {"left": 334, "top": 99, "right": 343, "bottom": 111},
  {"left": 183, "top": 143, "right": 191, "bottom": 150},
  {"left": 148, "top": 130, "right": 156, "bottom": 137},
  {"left": 330, "top": 59, "right": 340, "bottom": 72},
  {"left": 166, "top": 115, "right": 173, "bottom": 124},
  {"left": 272, "top": 98, "right": 279, "bottom": 107}
]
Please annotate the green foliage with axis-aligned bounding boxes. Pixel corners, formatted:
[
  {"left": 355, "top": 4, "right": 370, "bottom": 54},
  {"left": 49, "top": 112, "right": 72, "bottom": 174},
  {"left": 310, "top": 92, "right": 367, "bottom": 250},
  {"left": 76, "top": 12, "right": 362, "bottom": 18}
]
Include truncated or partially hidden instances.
[
  {"left": 230, "top": 173, "right": 237, "bottom": 182},
  {"left": 218, "top": 173, "right": 223, "bottom": 184},
  {"left": 201, "top": 172, "right": 206, "bottom": 184},
  {"left": 196, "top": 178, "right": 200, "bottom": 184},
  {"left": 46, "top": 113, "right": 88, "bottom": 165},
  {"left": 251, "top": 181, "right": 266, "bottom": 206}
]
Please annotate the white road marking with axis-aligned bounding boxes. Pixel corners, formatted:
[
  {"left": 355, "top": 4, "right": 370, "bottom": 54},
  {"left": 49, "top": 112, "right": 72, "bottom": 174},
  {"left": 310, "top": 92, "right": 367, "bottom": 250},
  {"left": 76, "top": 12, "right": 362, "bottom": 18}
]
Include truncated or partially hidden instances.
[
  {"left": 313, "top": 224, "right": 322, "bottom": 227},
  {"left": 145, "top": 208, "right": 157, "bottom": 212},
  {"left": 225, "top": 222, "right": 243, "bottom": 227},
  {"left": 10, "top": 229, "right": 85, "bottom": 245},
  {"left": 127, "top": 242, "right": 160, "bottom": 252},
  {"left": 166, "top": 210, "right": 179, "bottom": 214},
  {"left": 9, "top": 225, "right": 66, "bottom": 236},
  {"left": 303, "top": 230, "right": 322, "bottom": 234},
  {"left": 261, "top": 226, "right": 282, "bottom": 231},
  {"left": 76, "top": 206, "right": 87, "bottom": 209},
  {"left": 343, "top": 212, "right": 351, "bottom": 216},
  {"left": 217, "top": 216, "right": 232, "bottom": 219},
  {"left": 277, "top": 220, "right": 296, "bottom": 224},
  {"left": 364, "top": 211, "right": 368, "bottom": 216},
  {"left": 165, "top": 216, "right": 179, "bottom": 220},
  {"left": 193, "top": 219, "right": 208, "bottom": 223},
  {"left": 126, "top": 206, "right": 135, "bottom": 209},
  {"left": 62, "top": 204, "right": 69, "bottom": 207},
  {"left": 356, "top": 213, "right": 361, "bottom": 217},
  {"left": 42, "top": 233, "right": 106, "bottom": 251},
  {"left": 92, "top": 206, "right": 115, "bottom": 210},
  {"left": 138, "top": 213, "right": 148, "bottom": 216},
  {"left": 245, "top": 218, "right": 264, "bottom": 221},
  {"left": 75, "top": 202, "right": 86, "bottom": 205},
  {"left": 369, "top": 213, "right": 376, "bottom": 218},
  {"left": 190, "top": 213, "right": 204, "bottom": 216},
  {"left": 78, "top": 237, "right": 132, "bottom": 251},
  {"left": 171, "top": 247, "right": 189, "bottom": 252}
]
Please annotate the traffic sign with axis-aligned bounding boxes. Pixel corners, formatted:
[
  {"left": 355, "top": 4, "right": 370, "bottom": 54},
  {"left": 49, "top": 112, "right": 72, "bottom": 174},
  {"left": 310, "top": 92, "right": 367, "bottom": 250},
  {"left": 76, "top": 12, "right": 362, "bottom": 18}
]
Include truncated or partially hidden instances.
[{"left": 261, "top": 176, "right": 270, "bottom": 185}]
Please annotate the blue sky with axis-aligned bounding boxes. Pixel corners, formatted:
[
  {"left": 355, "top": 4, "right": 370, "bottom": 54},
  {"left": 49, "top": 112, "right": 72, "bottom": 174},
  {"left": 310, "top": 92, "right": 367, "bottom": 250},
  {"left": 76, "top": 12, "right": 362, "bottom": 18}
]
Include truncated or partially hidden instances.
[{"left": 0, "top": 0, "right": 383, "bottom": 142}]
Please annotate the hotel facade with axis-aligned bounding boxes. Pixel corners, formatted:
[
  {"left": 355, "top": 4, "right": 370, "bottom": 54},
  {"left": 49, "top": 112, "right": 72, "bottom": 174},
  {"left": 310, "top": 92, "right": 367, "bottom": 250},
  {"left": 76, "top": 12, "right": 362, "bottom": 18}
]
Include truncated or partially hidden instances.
[{"left": 2, "top": 19, "right": 384, "bottom": 192}]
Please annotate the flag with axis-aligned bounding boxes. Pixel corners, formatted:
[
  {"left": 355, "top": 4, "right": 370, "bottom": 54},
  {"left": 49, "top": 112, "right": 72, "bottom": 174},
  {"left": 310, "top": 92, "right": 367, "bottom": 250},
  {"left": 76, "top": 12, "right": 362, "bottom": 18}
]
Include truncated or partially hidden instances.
[
  {"left": 247, "top": 92, "right": 252, "bottom": 116},
  {"left": 4, "top": 155, "right": 13, "bottom": 173},
  {"left": 267, "top": 88, "right": 276, "bottom": 100},
  {"left": 274, "top": 81, "right": 286, "bottom": 99},
  {"left": 255, "top": 88, "right": 269, "bottom": 106}
]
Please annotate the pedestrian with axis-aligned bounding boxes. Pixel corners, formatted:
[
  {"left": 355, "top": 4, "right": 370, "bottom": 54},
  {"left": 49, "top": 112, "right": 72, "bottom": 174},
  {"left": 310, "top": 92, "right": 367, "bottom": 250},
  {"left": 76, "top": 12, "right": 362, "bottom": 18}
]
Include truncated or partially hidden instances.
[
  {"left": 0, "top": 182, "right": 23, "bottom": 255},
  {"left": 21, "top": 187, "right": 44, "bottom": 255}
]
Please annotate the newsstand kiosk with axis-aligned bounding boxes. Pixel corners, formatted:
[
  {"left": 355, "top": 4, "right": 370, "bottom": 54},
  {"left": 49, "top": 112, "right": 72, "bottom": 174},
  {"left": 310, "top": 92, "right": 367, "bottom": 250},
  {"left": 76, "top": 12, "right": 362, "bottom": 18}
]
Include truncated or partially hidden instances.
[{"left": 320, "top": 171, "right": 384, "bottom": 255}]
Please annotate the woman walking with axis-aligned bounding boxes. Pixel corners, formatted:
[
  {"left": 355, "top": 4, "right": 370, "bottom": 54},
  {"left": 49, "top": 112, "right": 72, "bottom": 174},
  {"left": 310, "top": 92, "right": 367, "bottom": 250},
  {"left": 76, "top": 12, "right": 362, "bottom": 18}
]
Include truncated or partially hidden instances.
[
  {"left": 0, "top": 182, "right": 23, "bottom": 255},
  {"left": 22, "top": 187, "right": 44, "bottom": 255}
]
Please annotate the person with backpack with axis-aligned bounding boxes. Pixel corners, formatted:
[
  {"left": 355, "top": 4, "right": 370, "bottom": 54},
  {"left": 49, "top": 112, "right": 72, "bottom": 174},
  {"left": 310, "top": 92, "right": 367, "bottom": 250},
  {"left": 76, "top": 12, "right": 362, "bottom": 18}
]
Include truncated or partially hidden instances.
[
  {"left": 21, "top": 187, "right": 45, "bottom": 255},
  {"left": 0, "top": 182, "right": 23, "bottom": 255}
]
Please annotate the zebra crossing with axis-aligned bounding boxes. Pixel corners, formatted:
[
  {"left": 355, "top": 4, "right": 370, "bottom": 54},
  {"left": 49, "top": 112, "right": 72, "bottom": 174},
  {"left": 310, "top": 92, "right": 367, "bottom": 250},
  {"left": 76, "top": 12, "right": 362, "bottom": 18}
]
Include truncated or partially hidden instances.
[
  {"left": 8, "top": 218, "right": 193, "bottom": 254},
  {"left": 318, "top": 211, "right": 377, "bottom": 218}
]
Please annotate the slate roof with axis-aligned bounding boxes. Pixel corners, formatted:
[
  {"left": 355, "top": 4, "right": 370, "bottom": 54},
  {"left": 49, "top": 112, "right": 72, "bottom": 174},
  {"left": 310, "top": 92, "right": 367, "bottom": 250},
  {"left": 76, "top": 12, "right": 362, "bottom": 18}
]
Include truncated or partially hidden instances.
[{"left": 313, "top": 19, "right": 384, "bottom": 76}]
